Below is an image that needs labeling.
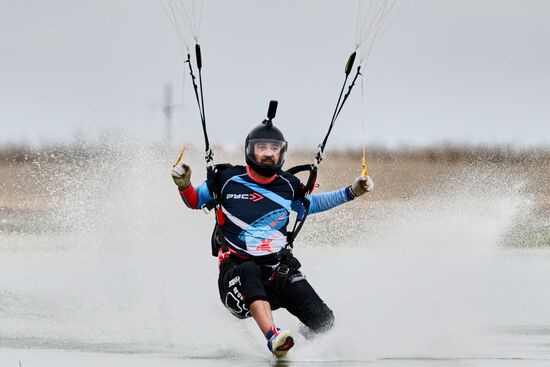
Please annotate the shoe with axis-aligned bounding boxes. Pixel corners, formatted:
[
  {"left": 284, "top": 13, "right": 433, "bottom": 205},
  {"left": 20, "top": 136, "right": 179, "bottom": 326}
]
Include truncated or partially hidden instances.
[{"left": 266, "top": 327, "right": 294, "bottom": 358}]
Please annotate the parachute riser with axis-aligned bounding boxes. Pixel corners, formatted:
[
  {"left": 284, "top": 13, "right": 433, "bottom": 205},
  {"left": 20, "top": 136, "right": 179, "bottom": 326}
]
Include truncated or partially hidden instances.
[
  {"left": 185, "top": 44, "right": 213, "bottom": 166},
  {"left": 316, "top": 52, "right": 361, "bottom": 167}
]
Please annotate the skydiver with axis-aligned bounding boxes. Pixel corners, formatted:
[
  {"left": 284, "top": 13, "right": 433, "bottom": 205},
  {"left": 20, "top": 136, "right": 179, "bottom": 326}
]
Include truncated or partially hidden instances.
[{"left": 171, "top": 118, "right": 374, "bottom": 358}]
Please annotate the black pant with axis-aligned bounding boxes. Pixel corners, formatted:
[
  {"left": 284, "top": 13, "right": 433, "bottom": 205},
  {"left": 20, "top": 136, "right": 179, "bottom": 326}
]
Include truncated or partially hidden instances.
[{"left": 218, "top": 257, "right": 335, "bottom": 333}]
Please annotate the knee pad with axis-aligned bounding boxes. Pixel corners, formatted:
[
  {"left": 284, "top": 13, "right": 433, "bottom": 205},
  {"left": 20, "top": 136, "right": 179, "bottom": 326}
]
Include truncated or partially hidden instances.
[
  {"left": 221, "top": 275, "right": 250, "bottom": 319},
  {"left": 222, "top": 290, "right": 250, "bottom": 319}
]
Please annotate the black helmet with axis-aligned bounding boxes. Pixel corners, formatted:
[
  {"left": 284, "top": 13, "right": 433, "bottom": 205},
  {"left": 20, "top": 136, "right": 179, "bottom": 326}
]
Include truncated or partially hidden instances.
[{"left": 245, "top": 120, "right": 287, "bottom": 177}]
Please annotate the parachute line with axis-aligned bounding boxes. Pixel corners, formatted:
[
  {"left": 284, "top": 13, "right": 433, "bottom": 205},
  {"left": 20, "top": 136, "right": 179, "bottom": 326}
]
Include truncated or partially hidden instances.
[
  {"left": 162, "top": 0, "right": 203, "bottom": 53},
  {"left": 361, "top": 72, "right": 366, "bottom": 161},
  {"left": 354, "top": 0, "right": 404, "bottom": 68},
  {"left": 353, "top": 0, "right": 405, "bottom": 175},
  {"left": 161, "top": 0, "right": 188, "bottom": 57}
]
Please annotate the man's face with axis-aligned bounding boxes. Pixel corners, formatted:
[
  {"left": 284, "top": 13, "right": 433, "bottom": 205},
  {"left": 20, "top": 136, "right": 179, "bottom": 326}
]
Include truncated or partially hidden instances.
[{"left": 253, "top": 141, "right": 282, "bottom": 166}]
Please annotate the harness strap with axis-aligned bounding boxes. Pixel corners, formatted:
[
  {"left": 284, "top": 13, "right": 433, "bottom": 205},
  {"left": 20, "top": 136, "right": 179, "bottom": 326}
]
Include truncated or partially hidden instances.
[
  {"left": 285, "top": 164, "right": 317, "bottom": 248},
  {"left": 207, "top": 164, "right": 233, "bottom": 256}
]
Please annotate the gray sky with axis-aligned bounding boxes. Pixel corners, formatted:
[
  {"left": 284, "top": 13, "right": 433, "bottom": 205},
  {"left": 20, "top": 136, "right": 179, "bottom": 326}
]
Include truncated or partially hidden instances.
[{"left": 1, "top": 0, "right": 549, "bottom": 149}]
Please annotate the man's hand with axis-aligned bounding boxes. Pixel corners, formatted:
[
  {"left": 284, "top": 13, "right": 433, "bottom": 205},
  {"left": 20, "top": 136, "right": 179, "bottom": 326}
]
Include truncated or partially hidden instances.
[
  {"left": 171, "top": 162, "right": 191, "bottom": 189},
  {"left": 350, "top": 175, "right": 374, "bottom": 197}
]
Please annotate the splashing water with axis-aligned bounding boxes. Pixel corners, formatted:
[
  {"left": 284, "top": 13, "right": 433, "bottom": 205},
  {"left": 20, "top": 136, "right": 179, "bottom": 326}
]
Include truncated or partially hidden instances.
[{"left": 2, "top": 139, "right": 550, "bottom": 365}]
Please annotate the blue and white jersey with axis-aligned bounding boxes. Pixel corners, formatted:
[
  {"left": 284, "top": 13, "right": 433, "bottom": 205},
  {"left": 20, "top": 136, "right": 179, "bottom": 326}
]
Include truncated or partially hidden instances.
[{"left": 186, "top": 165, "right": 354, "bottom": 259}]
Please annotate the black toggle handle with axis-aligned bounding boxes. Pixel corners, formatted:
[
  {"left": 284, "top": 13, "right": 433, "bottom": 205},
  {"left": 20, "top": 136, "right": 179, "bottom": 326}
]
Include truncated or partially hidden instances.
[
  {"left": 345, "top": 51, "right": 356, "bottom": 76},
  {"left": 195, "top": 44, "right": 202, "bottom": 70}
]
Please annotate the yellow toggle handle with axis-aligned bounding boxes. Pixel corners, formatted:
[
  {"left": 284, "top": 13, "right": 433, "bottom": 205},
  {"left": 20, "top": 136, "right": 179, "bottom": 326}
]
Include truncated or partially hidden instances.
[
  {"left": 173, "top": 146, "right": 187, "bottom": 167},
  {"left": 361, "top": 156, "right": 369, "bottom": 177}
]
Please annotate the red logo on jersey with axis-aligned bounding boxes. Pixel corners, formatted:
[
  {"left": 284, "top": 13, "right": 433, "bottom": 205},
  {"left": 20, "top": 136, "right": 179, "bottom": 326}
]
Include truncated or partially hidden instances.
[
  {"left": 249, "top": 192, "right": 264, "bottom": 202},
  {"left": 226, "top": 192, "right": 265, "bottom": 201},
  {"left": 256, "top": 239, "right": 273, "bottom": 253},
  {"left": 269, "top": 213, "right": 286, "bottom": 228}
]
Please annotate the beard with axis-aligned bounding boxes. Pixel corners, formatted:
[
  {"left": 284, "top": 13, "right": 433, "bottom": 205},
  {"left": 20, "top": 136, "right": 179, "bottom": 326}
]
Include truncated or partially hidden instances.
[{"left": 261, "top": 157, "right": 276, "bottom": 165}]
